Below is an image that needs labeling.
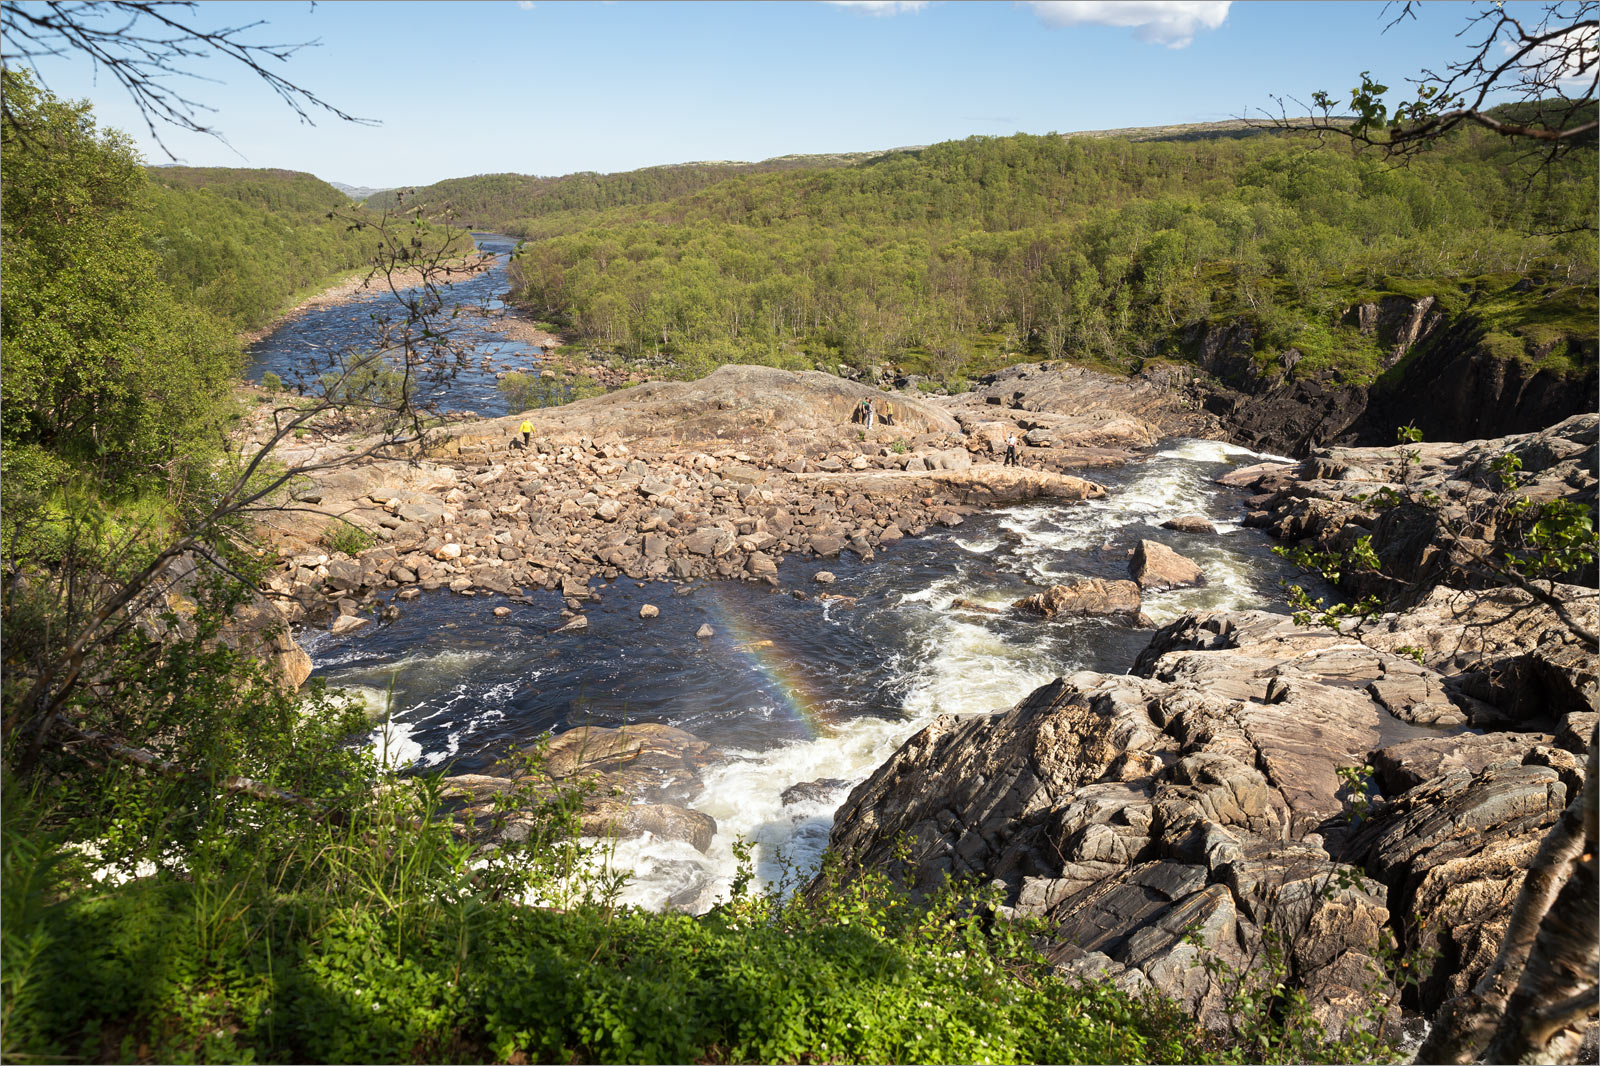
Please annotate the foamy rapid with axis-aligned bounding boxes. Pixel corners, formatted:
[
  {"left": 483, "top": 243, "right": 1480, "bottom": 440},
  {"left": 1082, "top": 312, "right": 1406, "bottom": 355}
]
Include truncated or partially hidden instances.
[{"left": 332, "top": 439, "right": 1293, "bottom": 912}]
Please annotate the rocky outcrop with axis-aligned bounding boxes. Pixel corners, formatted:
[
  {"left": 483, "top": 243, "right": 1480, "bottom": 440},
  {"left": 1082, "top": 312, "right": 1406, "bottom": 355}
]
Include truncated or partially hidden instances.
[
  {"left": 252, "top": 365, "right": 1124, "bottom": 630},
  {"left": 1185, "top": 292, "right": 1595, "bottom": 457},
  {"left": 947, "top": 361, "right": 1221, "bottom": 442},
  {"left": 443, "top": 722, "right": 721, "bottom": 853},
  {"left": 821, "top": 582, "right": 1595, "bottom": 1037}
]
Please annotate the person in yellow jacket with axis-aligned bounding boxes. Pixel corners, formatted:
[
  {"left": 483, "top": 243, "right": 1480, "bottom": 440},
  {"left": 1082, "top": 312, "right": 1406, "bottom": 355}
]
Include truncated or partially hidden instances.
[{"left": 519, "top": 419, "right": 533, "bottom": 449}]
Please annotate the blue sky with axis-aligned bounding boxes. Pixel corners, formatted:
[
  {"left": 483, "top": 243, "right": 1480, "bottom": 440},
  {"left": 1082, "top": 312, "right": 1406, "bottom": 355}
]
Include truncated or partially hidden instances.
[{"left": 16, "top": 1, "right": 1508, "bottom": 188}]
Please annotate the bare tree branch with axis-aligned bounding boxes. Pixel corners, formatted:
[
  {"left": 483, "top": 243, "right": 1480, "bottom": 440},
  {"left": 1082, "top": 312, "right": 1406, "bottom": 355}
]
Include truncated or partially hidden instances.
[{"left": 0, "top": 0, "right": 375, "bottom": 158}]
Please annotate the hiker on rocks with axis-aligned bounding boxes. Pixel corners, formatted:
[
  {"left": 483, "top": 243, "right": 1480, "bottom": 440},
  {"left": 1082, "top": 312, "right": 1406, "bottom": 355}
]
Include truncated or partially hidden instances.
[
  {"left": 853, "top": 399, "right": 870, "bottom": 425},
  {"left": 1005, "top": 433, "right": 1021, "bottom": 467},
  {"left": 867, "top": 400, "right": 877, "bottom": 430},
  {"left": 519, "top": 418, "right": 533, "bottom": 449}
]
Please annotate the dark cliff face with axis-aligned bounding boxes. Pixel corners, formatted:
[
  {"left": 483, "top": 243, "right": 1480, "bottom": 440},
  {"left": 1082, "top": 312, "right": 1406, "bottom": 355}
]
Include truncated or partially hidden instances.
[
  {"left": 1192, "top": 299, "right": 1596, "bottom": 456},
  {"left": 1360, "top": 337, "right": 1599, "bottom": 446}
]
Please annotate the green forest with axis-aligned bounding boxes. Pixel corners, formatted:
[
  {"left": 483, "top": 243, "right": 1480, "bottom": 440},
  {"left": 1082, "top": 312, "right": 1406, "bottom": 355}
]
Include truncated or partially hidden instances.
[
  {"left": 487, "top": 124, "right": 1596, "bottom": 385},
  {"left": 145, "top": 166, "right": 384, "bottom": 331}
]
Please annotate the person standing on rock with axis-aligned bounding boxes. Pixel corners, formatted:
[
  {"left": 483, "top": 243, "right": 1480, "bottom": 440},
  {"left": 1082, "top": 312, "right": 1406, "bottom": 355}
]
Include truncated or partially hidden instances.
[
  {"left": 519, "top": 418, "right": 533, "bottom": 449},
  {"left": 1005, "top": 433, "right": 1021, "bottom": 467}
]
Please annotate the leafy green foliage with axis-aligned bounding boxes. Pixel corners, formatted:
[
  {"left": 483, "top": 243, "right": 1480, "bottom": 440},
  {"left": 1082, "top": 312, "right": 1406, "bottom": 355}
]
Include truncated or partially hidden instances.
[
  {"left": 320, "top": 521, "right": 375, "bottom": 557},
  {"left": 1507, "top": 497, "right": 1597, "bottom": 576},
  {"left": 496, "top": 369, "right": 604, "bottom": 411},
  {"left": 146, "top": 166, "right": 475, "bottom": 332},
  {"left": 1, "top": 70, "right": 240, "bottom": 507},
  {"left": 487, "top": 127, "right": 1594, "bottom": 380}
]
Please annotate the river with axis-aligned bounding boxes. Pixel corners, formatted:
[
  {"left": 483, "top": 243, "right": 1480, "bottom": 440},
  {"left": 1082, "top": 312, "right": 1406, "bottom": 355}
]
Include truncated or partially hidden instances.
[{"left": 252, "top": 237, "right": 1325, "bottom": 911}]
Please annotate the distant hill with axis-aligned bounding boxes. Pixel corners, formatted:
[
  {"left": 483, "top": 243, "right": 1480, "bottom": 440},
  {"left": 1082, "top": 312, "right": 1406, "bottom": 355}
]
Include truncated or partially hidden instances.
[
  {"left": 359, "top": 149, "right": 926, "bottom": 231},
  {"left": 330, "top": 180, "right": 394, "bottom": 200}
]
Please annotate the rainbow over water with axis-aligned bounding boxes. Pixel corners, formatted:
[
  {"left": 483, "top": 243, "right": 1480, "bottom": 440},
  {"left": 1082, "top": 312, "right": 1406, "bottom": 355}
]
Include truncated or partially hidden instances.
[{"left": 700, "top": 585, "right": 833, "bottom": 740}]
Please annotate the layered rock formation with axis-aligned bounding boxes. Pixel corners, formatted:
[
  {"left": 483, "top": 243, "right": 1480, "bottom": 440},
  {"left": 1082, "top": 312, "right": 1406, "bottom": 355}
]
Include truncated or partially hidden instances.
[
  {"left": 822, "top": 589, "right": 1595, "bottom": 1035},
  {"left": 1186, "top": 294, "right": 1596, "bottom": 457},
  {"left": 819, "top": 413, "right": 1598, "bottom": 1042}
]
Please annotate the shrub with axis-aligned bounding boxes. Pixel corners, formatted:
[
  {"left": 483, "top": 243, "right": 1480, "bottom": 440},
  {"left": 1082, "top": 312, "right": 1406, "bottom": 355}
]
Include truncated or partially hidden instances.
[{"left": 320, "top": 520, "right": 374, "bottom": 557}]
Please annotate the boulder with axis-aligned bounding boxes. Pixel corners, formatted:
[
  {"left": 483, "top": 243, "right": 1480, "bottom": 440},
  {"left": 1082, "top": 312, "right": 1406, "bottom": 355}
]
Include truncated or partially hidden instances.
[
  {"left": 1011, "top": 578, "right": 1142, "bottom": 622},
  {"left": 1130, "top": 540, "right": 1204, "bottom": 590},
  {"left": 1161, "top": 515, "right": 1218, "bottom": 535}
]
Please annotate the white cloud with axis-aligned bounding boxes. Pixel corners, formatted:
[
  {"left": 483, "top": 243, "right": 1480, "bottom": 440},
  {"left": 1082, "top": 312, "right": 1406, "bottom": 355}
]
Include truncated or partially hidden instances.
[
  {"left": 1502, "top": 23, "right": 1598, "bottom": 89},
  {"left": 825, "top": 1, "right": 930, "bottom": 15},
  {"left": 1025, "top": 1, "right": 1230, "bottom": 48},
  {"left": 516, "top": 0, "right": 535, "bottom": 9}
]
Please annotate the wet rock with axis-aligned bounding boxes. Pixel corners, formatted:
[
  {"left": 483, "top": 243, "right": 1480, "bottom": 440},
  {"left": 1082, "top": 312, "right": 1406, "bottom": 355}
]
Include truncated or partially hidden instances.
[
  {"left": 813, "top": 571, "right": 836, "bottom": 585},
  {"left": 950, "top": 598, "right": 1003, "bottom": 614},
  {"left": 780, "top": 778, "right": 850, "bottom": 807},
  {"left": 1161, "top": 515, "right": 1218, "bottom": 535},
  {"left": 640, "top": 604, "right": 659, "bottom": 619},
  {"left": 330, "top": 614, "right": 369, "bottom": 636},
  {"left": 493, "top": 606, "right": 512, "bottom": 617},
  {"left": 555, "top": 615, "right": 588, "bottom": 633},
  {"left": 583, "top": 801, "right": 717, "bottom": 853},
  {"left": 696, "top": 623, "right": 714, "bottom": 639},
  {"left": 1011, "top": 578, "right": 1142, "bottom": 622},
  {"left": 1129, "top": 539, "right": 1204, "bottom": 590}
]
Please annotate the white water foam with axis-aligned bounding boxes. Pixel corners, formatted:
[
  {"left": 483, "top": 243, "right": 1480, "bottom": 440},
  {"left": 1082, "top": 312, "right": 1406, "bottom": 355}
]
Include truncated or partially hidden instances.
[
  {"left": 1156, "top": 439, "right": 1294, "bottom": 464},
  {"left": 370, "top": 441, "right": 1285, "bottom": 912}
]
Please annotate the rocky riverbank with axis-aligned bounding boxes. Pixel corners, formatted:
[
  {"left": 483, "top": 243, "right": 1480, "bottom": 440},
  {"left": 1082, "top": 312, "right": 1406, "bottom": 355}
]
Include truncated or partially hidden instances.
[
  {"left": 237, "top": 252, "right": 497, "bottom": 345},
  {"left": 810, "top": 414, "right": 1598, "bottom": 1047},
  {"left": 251, "top": 364, "right": 1186, "bottom": 631}
]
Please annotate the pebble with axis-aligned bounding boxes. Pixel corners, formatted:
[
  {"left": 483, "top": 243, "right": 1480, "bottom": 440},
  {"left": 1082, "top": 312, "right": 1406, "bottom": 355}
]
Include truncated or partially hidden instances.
[
  {"left": 814, "top": 571, "right": 836, "bottom": 585},
  {"left": 640, "top": 604, "right": 659, "bottom": 619},
  {"left": 493, "top": 606, "right": 512, "bottom": 617},
  {"left": 696, "top": 623, "right": 714, "bottom": 639}
]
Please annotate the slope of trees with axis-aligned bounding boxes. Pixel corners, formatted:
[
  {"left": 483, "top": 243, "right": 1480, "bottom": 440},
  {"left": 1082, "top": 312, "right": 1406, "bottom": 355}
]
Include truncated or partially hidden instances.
[
  {"left": 1, "top": 71, "right": 239, "bottom": 514},
  {"left": 499, "top": 123, "right": 1596, "bottom": 384},
  {"left": 145, "top": 166, "right": 470, "bottom": 332},
  {"left": 359, "top": 151, "right": 896, "bottom": 230}
]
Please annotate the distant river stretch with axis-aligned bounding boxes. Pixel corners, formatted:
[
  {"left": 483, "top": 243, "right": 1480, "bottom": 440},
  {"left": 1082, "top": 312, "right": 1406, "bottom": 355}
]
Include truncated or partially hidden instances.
[{"left": 255, "top": 236, "right": 1321, "bottom": 911}]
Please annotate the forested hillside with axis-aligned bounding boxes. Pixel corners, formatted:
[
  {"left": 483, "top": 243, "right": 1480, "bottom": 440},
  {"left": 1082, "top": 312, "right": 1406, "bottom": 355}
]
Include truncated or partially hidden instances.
[
  {"left": 359, "top": 151, "right": 895, "bottom": 230},
  {"left": 147, "top": 166, "right": 470, "bottom": 331},
  {"left": 498, "top": 124, "right": 1596, "bottom": 387}
]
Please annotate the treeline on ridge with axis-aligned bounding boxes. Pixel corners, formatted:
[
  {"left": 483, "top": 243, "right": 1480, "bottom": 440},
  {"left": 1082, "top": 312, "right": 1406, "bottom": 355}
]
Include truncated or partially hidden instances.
[
  {"left": 148, "top": 165, "right": 472, "bottom": 332},
  {"left": 357, "top": 150, "right": 895, "bottom": 231},
  {"left": 495, "top": 123, "right": 1597, "bottom": 385}
]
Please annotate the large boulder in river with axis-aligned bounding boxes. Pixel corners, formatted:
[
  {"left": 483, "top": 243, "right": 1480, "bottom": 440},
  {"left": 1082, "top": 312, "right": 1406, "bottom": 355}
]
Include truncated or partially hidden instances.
[
  {"left": 1011, "top": 578, "right": 1142, "bottom": 622},
  {"left": 1129, "top": 539, "right": 1204, "bottom": 590}
]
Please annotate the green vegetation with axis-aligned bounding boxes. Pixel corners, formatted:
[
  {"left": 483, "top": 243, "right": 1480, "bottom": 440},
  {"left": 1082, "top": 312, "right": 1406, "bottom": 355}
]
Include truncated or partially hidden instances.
[
  {"left": 360, "top": 151, "right": 899, "bottom": 229},
  {"left": 497, "top": 369, "right": 605, "bottom": 412},
  {"left": 320, "top": 520, "right": 375, "bottom": 557},
  {"left": 1, "top": 70, "right": 240, "bottom": 552},
  {"left": 144, "top": 167, "right": 378, "bottom": 331},
  {"left": 482, "top": 124, "right": 1594, "bottom": 384},
  {"left": 148, "top": 166, "right": 476, "bottom": 332}
]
